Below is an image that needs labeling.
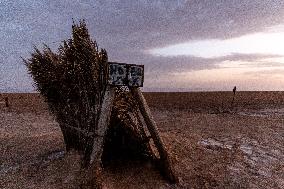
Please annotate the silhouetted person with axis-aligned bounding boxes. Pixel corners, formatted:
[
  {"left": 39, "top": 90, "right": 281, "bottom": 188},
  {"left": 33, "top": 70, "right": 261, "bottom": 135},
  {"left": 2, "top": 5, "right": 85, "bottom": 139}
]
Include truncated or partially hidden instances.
[
  {"left": 233, "top": 86, "right": 237, "bottom": 95},
  {"left": 232, "top": 86, "right": 237, "bottom": 107}
]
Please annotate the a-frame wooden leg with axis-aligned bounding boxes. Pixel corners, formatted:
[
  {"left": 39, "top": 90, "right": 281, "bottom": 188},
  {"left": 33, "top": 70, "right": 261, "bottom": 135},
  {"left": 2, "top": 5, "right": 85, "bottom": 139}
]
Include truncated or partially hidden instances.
[
  {"left": 130, "top": 87, "right": 178, "bottom": 183},
  {"left": 90, "top": 86, "right": 116, "bottom": 164},
  {"left": 81, "top": 86, "right": 116, "bottom": 189}
]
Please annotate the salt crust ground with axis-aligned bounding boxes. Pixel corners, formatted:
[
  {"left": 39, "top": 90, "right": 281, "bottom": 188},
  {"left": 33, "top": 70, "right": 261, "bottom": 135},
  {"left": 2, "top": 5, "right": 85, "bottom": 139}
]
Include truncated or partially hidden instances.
[{"left": 0, "top": 92, "right": 283, "bottom": 188}]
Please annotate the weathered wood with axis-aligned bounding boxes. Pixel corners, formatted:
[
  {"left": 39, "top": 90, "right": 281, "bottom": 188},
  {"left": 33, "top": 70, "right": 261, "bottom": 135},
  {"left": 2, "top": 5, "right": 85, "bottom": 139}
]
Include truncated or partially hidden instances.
[
  {"left": 81, "top": 86, "right": 116, "bottom": 189},
  {"left": 108, "top": 62, "right": 144, "bottom": 87},
  {"left": 130, "top": 87, "right": 178, "bottom": 183},
  {"left": 90, "top": 86, "right": 116, "bottom": 164}
]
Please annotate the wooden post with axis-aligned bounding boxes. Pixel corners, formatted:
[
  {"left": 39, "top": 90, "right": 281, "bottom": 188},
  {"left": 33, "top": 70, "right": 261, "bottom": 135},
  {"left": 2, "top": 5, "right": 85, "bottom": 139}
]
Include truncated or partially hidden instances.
[
  {"left": 90, "top": 86, "right": 116, "bottom": 164},
  {"left": 81, "top": 86, "right": 116, "bottom": 189},
  {"left": 130, "top": 87, "right": 178, "bottom": 183}
]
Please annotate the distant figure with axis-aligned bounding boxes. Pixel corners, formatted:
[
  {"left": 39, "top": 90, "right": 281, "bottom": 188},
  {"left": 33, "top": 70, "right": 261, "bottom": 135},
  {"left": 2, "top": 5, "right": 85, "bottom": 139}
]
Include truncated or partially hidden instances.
[
  {"left": 233, "top": 86, "right": 237, "bottom": 95},
  {"left": 232, "top": 86, "right": 237, "bottom": 107}
]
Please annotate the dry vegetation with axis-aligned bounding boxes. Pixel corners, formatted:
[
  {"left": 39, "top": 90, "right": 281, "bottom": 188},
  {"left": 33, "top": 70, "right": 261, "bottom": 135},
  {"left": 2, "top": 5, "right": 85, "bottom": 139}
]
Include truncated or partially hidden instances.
[
  {"left": 0, "top": 92, "right": 283, "bottom": 189},
  {"left": 22, "top": 21, "right": 169, "bottom": 188}
]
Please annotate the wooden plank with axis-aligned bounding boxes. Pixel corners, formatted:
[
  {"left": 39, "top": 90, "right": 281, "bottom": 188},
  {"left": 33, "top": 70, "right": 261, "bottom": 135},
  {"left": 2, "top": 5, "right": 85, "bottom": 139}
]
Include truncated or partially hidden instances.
[
  {"left": 80, "top": 86, "right": 115, "bottom": 189},
  {"left": 130, "top": 87, "right": 178, "bottom": 183},
  {"left": 89, "top": 86, "right": 116, "bottom": 164}
]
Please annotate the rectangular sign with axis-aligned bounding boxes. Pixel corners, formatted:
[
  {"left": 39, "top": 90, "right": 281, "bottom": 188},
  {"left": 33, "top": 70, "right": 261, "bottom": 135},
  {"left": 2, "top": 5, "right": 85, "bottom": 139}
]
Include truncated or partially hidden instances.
[
  {"left": 108, "top": 62, "right": 144, "bottom": 87},
  {"left": 108, "top": 63, "right": 127, "bottom": 86},
  {"left": 128, "top": 65, "right": 143, "bottom": 87}
]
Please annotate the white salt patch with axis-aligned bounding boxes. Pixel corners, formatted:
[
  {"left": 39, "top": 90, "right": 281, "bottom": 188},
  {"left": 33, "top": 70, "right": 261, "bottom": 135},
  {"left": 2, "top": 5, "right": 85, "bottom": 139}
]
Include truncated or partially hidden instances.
[
  {"left": 46, "top": 150, "right": 65, "bottom": 161},
  {"left": 240, "top": 144, "right": 253, "bottom": 155},
  {"left": 271, "top": 149, "right": 281, "bottom": 156},
  {"left": 0, "top": 164, "right": 20, "bottom": 174},
  {"left": 257, "top": 168, "right": 272, "bottom": 177},
  {"left": 199, "top": 138, "right": 223, "bottom": 147},
  {"left": 250, "top": 156, "right": 259, "bottom": 162},
  {"left": 199, "top": 138, "right": 233, "bottom": 150},
  {"left": 224, "top": 144, "right": 233, "bottom": 149},
  {"left": 239, "top": 108, "right": 284, "bottom": 117},
  {"left": 228, "top": 166, "right": 241, "bottom": 172}
]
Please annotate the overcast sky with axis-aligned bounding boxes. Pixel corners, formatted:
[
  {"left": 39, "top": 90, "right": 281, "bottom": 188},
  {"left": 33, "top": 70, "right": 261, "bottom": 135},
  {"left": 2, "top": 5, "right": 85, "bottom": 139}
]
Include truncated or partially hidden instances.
[{"left": 1, "top": 0, "right": 284, "bottom": 92}]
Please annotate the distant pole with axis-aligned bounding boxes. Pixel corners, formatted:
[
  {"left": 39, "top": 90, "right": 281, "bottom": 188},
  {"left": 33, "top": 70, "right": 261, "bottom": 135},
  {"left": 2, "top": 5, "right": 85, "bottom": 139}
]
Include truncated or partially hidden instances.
[
  {"left": 5, "top": 97, "right": 9, "bottom": 107},
  {"left": 231, "top": 86, "right": 237, "bottom": 107}
]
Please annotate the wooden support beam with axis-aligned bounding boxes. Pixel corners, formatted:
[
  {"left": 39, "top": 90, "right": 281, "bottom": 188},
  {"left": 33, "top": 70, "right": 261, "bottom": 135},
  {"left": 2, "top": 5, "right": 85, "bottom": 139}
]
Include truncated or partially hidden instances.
[
  {"left": 130, "top": 87, "right": 178, "bottom": 183},
  {"left": 81, "top": 86, "right": 116, "bottom": 189},
  {"left": 90, "top": 86, "right": 116, "bottom": 164}
]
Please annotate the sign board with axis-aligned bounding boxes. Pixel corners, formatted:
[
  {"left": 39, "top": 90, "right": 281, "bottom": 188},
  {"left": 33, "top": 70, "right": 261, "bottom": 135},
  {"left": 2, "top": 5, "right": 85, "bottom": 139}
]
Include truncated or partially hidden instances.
[
  {"left": 108, "top": 62, "right": 144, "bottom": 87},
  {"left": 108, "top": 63, "right": 127, "bottom": 86}
]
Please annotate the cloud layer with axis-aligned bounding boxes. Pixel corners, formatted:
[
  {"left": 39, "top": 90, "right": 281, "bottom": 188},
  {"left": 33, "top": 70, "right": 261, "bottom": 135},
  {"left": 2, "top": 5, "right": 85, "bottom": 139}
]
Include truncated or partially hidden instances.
[{"left": 1, "top": 0, "right": 284, "bottom": 91}]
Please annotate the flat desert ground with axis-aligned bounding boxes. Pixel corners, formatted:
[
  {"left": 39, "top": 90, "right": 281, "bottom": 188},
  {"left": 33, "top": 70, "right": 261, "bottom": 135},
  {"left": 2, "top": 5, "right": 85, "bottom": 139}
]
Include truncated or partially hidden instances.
[{"left": 0, "top": 92, "right": 284, "bottom": 189}]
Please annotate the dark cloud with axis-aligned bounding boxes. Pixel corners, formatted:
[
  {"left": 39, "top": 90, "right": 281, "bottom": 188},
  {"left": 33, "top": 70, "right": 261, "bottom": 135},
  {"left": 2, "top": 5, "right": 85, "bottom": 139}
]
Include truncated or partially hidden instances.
[
  {"left": 89, "top": 0, "right": 284, "bottom": 49},
  {"left": 1, "top": 0, "right": 284, "bottom": 91}
]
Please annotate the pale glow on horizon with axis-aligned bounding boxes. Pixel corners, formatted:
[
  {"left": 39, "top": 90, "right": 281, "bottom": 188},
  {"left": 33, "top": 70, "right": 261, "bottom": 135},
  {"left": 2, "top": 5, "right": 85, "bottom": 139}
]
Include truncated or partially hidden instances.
[
  {"left": 260, "top": 57, "right": 284, "bottom": 64},
  {"left": 146, "top": 29, "right": 284, "bottom": 91},
  {"left": 143, "top": 58, "right": 284, "bottom": 91},
  {"left": 149, "top": 32, "right": 284, "bottom": 59},
  {"left": 168, "top": 65, "right": 284, "bottom": 91}
]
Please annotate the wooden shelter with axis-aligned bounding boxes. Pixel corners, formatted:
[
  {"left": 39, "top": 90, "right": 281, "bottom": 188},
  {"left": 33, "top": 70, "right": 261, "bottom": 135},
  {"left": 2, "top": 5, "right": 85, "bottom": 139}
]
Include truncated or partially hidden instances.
[{"left": 24, "top": 21, "right": 177, "bottom": 188}]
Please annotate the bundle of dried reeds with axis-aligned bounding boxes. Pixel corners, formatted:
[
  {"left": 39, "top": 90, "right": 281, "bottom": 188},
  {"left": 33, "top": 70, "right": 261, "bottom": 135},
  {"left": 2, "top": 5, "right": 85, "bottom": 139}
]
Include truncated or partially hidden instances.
[{"left": 24, "top": 21, "right": 153, "bottom": 166}]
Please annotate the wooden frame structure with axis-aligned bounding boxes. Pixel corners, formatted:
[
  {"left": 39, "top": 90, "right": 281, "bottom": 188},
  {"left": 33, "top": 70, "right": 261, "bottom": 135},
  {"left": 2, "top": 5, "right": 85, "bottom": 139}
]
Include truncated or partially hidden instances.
[
  {"left": 86, "top": 62, "right": 177, "bottom": 188},
  {"left": 23, "top": 22, "right": 176, "bottom": 188}
]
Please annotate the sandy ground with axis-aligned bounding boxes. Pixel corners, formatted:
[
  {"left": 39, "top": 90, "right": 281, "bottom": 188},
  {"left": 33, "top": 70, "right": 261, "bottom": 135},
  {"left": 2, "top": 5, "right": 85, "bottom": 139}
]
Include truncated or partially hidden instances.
[{"left": 0, "top": 92, "right": 283, "bottom": 189}]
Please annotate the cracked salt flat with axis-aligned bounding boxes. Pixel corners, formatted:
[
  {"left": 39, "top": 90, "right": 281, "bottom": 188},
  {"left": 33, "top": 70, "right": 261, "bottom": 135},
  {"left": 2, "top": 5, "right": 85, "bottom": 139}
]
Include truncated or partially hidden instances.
[{"left": 199, "top": 137, "right": 284, "bottom": 182}]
